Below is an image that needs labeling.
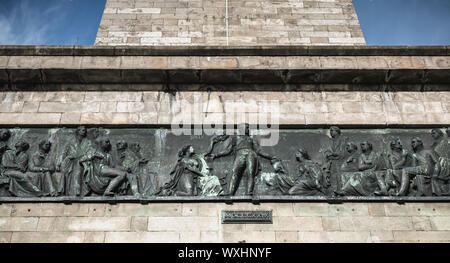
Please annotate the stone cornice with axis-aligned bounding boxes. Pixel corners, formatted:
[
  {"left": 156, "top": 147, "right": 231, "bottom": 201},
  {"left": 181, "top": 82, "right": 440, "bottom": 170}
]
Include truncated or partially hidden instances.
[
  {"left": 0, "top": 46, "right": 449, "bottom": 89},
  {"left": 0, "top": 45, "right": 448, "bottom": 56}
]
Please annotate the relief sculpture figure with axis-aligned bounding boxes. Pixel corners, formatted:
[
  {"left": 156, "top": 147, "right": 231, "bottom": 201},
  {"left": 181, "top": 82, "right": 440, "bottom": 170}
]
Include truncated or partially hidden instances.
[
  {"left": 340, "top": 142, "right": 359, "bottom": 173},
  {"left": 336, "top": 141, "right": 388, "bottom": 196},
  {"left": 82, "top": 136, "right": 140, "bottom": 197},
  {"left": 0, "top": 126, "right": 447, "bottom": 200},
  {"left": 384, "top": 139, "right": 413, "bottom": 194},
  {"left": 323, "top": 126, "right": 347, "bottom": 194},
  {"left": 3, "top": 140, "right": 42, "bottom": 197},
  {"left": 273, "top": 158, "right": 296, "bottom": 195},
  {"left": 397, "top": 137, "right": 439, "bottom": 196},
  {"left": 0, "top": 129, "right": 11, "bottom": 193},
  {"left": 116, "top": 141, "right": 145, "bottom": 196},
  {"left": 288, "top": 148, "right": 328, "bottom": 196},
  {"left": 59, "top": 126, "right": 94, "bottom": 196},
  {"left": 28, "top": 140, "right": 63, "bottom": 197},
  {"left": 430, "top": 129, "right": 450, "bottom": 196},
  {"left": 209, "top": 124, "right": 276, "bottom": 196},
  {"left": 158, "top": 145, "right": 209, "bottom": 196},
  {"left": 129, "top": 143, "right": 154, "bottom": 196}
]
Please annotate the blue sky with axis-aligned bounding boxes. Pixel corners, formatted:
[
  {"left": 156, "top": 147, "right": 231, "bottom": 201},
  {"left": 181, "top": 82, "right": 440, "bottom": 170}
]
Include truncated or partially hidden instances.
[
  {"left": 0, "top": 0, "right": 449, "bottom": 46},
  {"left": 353, "top": 0, "right": 450, "bottom": 45}
]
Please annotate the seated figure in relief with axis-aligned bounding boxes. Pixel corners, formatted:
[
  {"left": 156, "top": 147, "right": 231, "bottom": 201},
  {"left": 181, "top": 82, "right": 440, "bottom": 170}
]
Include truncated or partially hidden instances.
[
  {"left": 430, "top": 129, "right": 450, "bottom": 196},
  {"left": 28, "top": 140, "right": 64, "bottom": 197},
  {"left": 396, "top": 137, "right": 439, "bottom": 197},
  {"left": 158, "top": 145, "right": 209, "bottom": 196},
  {"left": 384, "top": 138, "right": 413, "bottom": 194},
  {"left": 340, "top": 142, "right": 359, "bottom": 173},
  {"left": 82, "top": 136, "right": 140, "bottom": 197},
  {"left": 3, "top": 140, "right": 42, "bottom": 197},
  {"left": 336, "top": 141, "right": 388, "bottom": 196},
  {"left": 273, "top": 158, "right": 296, "bottom": 195},
  {"left": 0, "top": 129, "right": 11, "bottom": 193}
]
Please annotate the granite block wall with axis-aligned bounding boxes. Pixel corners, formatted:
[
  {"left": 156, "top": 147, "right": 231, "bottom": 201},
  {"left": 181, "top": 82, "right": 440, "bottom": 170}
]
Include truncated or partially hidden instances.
[
  {"left": 0, "top": 90, "right": 448, "bottom": 126},
  {"left": 1, "top": 202, "right": 450, "bottom": 243},
  {"left": 95, "top": 0, "right": 365, "bottom": 46}
]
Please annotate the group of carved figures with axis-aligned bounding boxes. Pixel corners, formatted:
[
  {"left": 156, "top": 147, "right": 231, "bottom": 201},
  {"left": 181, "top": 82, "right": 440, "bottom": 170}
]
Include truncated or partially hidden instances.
[
  {"left": 273, "top": 126, "right": 450, "bottom": 197},
  {"left": 0, "top": 126, "right": 151, "bottom": 198},
  {"left": 0, "top": 125, "right": 448, "bottom": 198}
]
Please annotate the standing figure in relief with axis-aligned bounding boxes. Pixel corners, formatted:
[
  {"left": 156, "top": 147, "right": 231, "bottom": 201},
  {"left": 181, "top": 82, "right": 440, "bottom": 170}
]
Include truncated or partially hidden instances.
[
  {"left": 323, "top": 126, "right": 347, "bottom": 194},
  {"left": 209, "top": 124, "right": 276, "bottom": 196},
  {"left": 129, "top": 142, "right": 153, "bottom": 196},
  {"left": 397, "top": 137, "right": 439, "bottom": 196},
  {"left": 59, "top": 126, "right": 94, "bottom": 196},
  {"left": 3, "top": 140, "right": 42, "bottom": 197}
]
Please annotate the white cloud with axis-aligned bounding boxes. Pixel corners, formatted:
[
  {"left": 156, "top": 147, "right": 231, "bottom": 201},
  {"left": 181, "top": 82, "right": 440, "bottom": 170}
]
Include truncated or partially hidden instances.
[{"left": 0, "top": 0, "right": 65, "bottom": 45}]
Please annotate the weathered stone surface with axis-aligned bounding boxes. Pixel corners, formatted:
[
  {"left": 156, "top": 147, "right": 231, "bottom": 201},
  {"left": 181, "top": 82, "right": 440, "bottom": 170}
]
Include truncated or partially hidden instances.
[
  {"left": 222, "top": 231, "right": 276, "bottom": 243},
  {"left": 105, "top": 203, "right": 182, "bottom": 217},
  {"left": 0, "top": 217, "right": 39, "bottom": 231},
  {"left": 105, "top": 232, "right": 179, "bottom": 243},
  {"left": 393, "top": 231, "right": 450, "bottom": 242},
  {"left": 53, "top": 217, "right": 131, "bottom": 232},
  {"left": 131, "top": 217, "right": 148, "bottom": 232},
  {"left": 96, "top": 0, "right": 365, "bottom": 46},
  {"left": 2, "top": 90, "right": 448, "bottom": 125},
  {"left": 0, "top": 203, "right": 448, "bottom": 243},
  {"left": 298, "top": 231, "right": 372, "bottom": 243},
  {"left": 11, "top": 232, "right": 85, "bottom": 243},
  {"left": 148, "top": 217, "right": 218, "bottom": 232},
  {"left": 339, "top": 217, "right": 413, "bottom": 231}
]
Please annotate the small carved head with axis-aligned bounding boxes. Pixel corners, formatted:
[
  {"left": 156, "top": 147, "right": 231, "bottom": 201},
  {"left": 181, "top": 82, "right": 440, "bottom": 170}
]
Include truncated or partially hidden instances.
[
  {"left": 271, "top": 158, "right": 285, "bottom": 173},
  {"left": 0, "top": 129, "right": 11, "bottom": 141},
  {"left": 97, "top": 136, "right": 111, "bottom": 152},
  {"left": 116, "top": 140, "right": 128, "bottom": 151},
  {"left": 360, "top": 141, "right": 373, "bottom": 153},
  {"left": 411, "top": 137, "right": 423, "bottom": 151},
  {"left": 179, "top": 145, "right": 194, "bottom": 158},
  {"left": 431, "top": 128, "right": 444, "bottom": 140},
  {"left": 14, "top": 140, "right": 29, "bottom": 152},
  {"left": 38, "top": 140, "right": 52, "bottom": 153},
  {"left": 345, "top": 142, "right": 357, "bottom": 154},
  {"left": 130, "top": 142, "right": 141, "bottom": 153},
  {"left": 330, "top": 126, "right": 341, "bottom": 138},
  {"left": 76, "top": 126, "right": 87, "bottom": 138},
  {"left": 390, "top": 139, "right": 403, "bottom": 151}
]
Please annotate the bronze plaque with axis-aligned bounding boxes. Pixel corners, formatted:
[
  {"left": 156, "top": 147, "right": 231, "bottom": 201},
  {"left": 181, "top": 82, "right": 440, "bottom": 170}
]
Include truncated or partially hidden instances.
[{"left": 221, "top": 210, "right": 273, "bottom": 224}]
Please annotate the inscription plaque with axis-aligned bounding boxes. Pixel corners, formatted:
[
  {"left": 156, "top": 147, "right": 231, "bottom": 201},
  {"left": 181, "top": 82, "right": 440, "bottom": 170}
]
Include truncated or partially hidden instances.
[{"left": 221, "top": 210, "right": 273, "bottom": 224}]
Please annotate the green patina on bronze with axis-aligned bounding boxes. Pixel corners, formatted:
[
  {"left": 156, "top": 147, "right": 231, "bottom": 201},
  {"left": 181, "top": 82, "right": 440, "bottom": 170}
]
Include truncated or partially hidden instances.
[{"left": 0, "top": 125, "right": 448, "bottom": 202}]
